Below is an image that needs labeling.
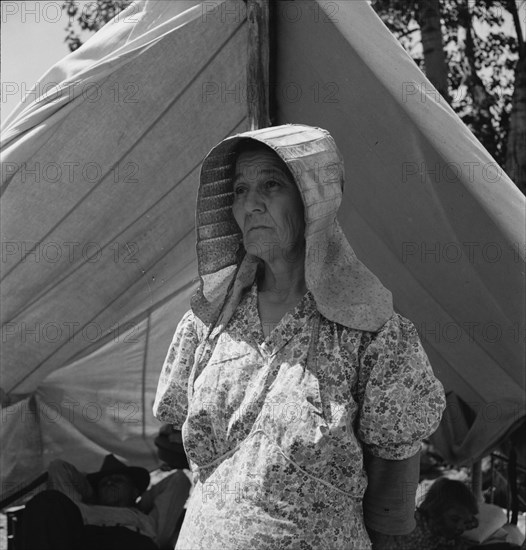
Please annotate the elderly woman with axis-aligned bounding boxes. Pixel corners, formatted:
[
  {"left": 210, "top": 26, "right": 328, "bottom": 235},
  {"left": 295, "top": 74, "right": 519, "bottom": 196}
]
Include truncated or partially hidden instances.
[{"left": 154, "top": 124, "right": 446, "bottom": 549}]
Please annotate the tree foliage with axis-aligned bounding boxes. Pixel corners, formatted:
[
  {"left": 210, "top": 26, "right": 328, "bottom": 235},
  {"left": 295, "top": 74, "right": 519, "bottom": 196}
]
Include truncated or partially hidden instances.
[
  {"left": 371, "top": 0, "right": 524, "bottom": 192},
  {"left": 63, "top": 0, "right": 132, "bottom": 51}
]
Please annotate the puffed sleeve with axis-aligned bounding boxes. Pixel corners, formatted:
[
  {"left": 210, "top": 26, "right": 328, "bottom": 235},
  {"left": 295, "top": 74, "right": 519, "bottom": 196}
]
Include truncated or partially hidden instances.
[
  {"left": 153, "top": 310, "right": 202, "bottom": 427},
  {"left": 356, "top": 313, "right": 446, "bottom": 460}
]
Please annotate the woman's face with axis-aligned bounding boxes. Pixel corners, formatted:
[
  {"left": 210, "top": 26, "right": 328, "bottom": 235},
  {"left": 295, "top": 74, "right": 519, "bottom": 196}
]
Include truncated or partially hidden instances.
[
  {"left": 232, "top": 147, "right": 305, "bottom": 263},
  {"left": 435, "top": 505, "right": 478, "bottom": 539}
]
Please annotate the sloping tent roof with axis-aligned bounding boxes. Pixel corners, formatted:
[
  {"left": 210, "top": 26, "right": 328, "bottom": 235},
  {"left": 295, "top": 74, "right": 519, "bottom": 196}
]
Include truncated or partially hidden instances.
[{"left": 1, "top": 0, "right": 525, "bottom": 500}]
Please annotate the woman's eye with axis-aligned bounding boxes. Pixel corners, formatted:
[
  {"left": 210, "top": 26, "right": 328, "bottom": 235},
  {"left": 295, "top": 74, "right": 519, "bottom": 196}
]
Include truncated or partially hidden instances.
[
  {"left": 264, "top": 179, "right": 280, "bottom": 189},
  {"left": 233, "top": 186, "right": 246, "bottom": 195}
]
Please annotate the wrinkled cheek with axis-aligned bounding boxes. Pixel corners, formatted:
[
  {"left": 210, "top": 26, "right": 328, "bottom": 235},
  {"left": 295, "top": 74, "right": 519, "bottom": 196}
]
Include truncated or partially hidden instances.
[
  {"left": 278, "top": 215, "right": 305, "bottom": 249},
  {"left": 231, "top": 204, "right": 243, "bottom": 231}
]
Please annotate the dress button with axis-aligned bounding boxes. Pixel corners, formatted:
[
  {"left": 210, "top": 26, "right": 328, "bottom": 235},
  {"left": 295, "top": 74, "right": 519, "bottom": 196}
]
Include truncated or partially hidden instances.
[{"left": 319, "top": 425, "right": 329, "bottom": 435}]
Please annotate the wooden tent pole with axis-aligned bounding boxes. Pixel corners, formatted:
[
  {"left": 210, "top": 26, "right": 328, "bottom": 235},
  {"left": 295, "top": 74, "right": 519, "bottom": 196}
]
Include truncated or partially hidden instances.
[
  {"left": 246, "top": 0, "right": 271, "bottom": 130},
  {"left": 471, "top": 459, "right": 483, "bottom": 504}
]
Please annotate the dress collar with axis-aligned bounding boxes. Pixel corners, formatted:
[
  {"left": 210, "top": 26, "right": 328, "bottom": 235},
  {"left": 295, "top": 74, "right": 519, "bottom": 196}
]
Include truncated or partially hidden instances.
[{"left": 232, "top": 283, "right": 318, "bottom": 355}]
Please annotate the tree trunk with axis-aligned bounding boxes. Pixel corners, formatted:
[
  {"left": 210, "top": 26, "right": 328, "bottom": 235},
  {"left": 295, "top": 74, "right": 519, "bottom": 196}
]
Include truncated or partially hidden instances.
[
  {"left": 417, "top": 0, "right": 450, "bottom": 102},
  {"left": 458, "top": 0, "right": 498, "bottom": 158},
  {"left": 505, "top": 46, "right": 526, "bottom": 194}
]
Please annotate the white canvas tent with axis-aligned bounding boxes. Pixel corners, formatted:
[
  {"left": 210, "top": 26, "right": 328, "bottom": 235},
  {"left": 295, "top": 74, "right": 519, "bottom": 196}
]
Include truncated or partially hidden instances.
[{"left": 1, "top": 0, "right": 525, "bottom": 503}]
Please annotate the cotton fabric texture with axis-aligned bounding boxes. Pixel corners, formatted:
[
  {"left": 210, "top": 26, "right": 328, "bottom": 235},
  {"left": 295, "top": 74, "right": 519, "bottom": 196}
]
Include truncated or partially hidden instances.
[{"left": 154, "top": 124, "right": 446, "bottom": 549}]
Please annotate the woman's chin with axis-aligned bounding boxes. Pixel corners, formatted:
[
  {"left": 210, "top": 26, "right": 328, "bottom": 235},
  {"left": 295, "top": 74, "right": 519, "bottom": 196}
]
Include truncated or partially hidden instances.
[
  {"left": 244, "top": 241, "right": 304, "bottom": 265},
  {"left": 244, "top": 240, "right": 275, "bottom": 261}
]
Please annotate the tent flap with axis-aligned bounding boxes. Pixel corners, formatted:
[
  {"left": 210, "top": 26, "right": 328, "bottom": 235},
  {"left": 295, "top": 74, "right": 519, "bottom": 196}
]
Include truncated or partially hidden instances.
[{"left": 1, "top": 0, "right": 524, "bottom": 498}]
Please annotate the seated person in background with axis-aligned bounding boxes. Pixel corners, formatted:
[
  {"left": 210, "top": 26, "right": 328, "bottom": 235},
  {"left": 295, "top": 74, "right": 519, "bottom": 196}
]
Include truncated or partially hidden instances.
[
  {"left": 385, "top": 477, "right": 479, "bottom": 550},
  {"left": 154, "top": 423, "right": 190, "bottom": 470},
  {"left": 16, "top": 453, "right": 190, "bottom": 550},
  {"left": 145, "top": 424, "right": 192, "bottom": 547}
]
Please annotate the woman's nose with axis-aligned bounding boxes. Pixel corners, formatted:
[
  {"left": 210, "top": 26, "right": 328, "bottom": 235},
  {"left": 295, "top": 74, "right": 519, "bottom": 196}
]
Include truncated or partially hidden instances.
[{"left": 244, "top": 188, "right": 264, "bottom": 212}]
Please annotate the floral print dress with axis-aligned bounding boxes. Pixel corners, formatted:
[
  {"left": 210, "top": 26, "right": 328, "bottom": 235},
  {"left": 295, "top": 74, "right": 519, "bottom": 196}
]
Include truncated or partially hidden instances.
[{"left": 154, "top": 284, "right": 445, "bottom": 549}]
